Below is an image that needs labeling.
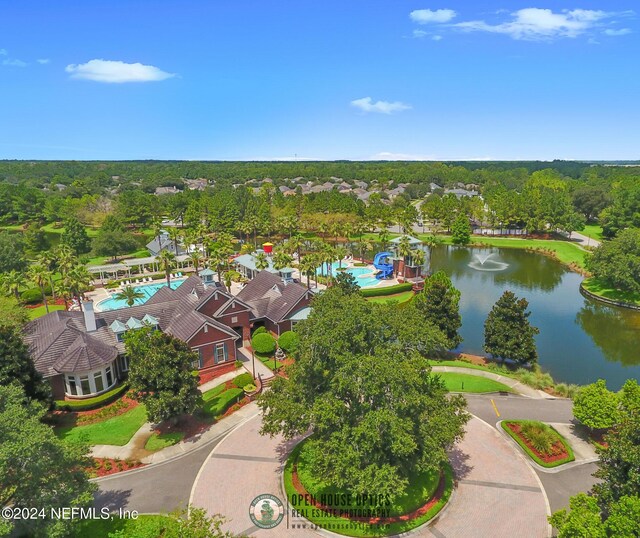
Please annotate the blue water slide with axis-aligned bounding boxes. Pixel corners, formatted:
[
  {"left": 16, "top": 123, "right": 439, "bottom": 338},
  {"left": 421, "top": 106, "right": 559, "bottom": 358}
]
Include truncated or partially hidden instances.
[{"left": 373, "top": 251, "right": 394, "bottom": 279}]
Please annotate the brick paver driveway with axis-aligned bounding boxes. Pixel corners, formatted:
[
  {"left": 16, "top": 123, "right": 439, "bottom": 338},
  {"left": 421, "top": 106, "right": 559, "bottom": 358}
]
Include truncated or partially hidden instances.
[{"left": 191, "top": 414, "right": 550, "bottom": 537}]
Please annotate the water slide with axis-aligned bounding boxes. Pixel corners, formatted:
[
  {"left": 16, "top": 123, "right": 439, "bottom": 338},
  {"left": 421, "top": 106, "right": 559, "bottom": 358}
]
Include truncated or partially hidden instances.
[{"left": 373, "top": 251, "right": 394, "bottom": 280}]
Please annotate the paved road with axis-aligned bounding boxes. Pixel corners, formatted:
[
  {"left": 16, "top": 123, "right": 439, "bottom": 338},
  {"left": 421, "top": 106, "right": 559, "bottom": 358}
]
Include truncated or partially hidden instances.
[
  {"left": 465, "top": 393, "right": 598, "bottom": 513},
  {"left": 190, "top": 413, "right": 550, "bottom": 537},
  {"left": 94, "top": 392, "right": 598, "bottom": 526}
]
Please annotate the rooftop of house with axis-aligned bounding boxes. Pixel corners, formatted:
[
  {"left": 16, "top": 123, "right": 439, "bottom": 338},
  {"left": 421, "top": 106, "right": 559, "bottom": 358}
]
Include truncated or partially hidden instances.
[{"left": 233, "top": 253, "right": 294, "bottom": 274}]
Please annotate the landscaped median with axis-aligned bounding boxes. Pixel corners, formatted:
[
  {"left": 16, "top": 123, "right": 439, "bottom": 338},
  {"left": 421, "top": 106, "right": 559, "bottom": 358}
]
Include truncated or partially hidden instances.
[
  {"left": 283, "top": 440, "right": 453, "bottom": 537},
  {"left": 500, "top": 419, "right": 575, "bottom": 468}
]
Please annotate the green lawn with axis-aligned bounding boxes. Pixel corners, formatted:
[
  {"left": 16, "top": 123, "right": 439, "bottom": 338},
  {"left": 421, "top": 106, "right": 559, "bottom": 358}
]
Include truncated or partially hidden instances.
[
  {"left": 199, "top": 386, "right": 244, "bottom": 418},
  {"left": 581, "top": 277, "right": 640, "bottom": 307},
  {"left": 436, "top": 372, "right": 512, "bottom": 393},
  {"left": 458, "top": 236, "right": 587, "bottom": 268},
  {"left": 144, "top": 431, "right": 185, "bottom": 451},
  {"left": 26, "top": 304, "right": 66, "bottom": 319},
  {"left": 55, "top": 404, "right": 148, "bottom": 446},
  {"left": 284, "top": 441, "right": 453, "bottom": 537},
  {"left": 74, "top": 515, "right": 176, "bottom": 537},
  {"left": 428, "top": 359, "right": 516, "bottom": 378},
  {"left": 581, "top": 224, "right": 604, "bottom": 241},
  {"left": 366, "top": 291, "right": 414, "bottom": 304}
]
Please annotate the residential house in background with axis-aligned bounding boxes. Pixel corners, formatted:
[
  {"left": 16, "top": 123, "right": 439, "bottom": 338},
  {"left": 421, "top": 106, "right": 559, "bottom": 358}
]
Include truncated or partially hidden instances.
[{"left": 146, "top": 230, "right": 187, "bottom": 256}]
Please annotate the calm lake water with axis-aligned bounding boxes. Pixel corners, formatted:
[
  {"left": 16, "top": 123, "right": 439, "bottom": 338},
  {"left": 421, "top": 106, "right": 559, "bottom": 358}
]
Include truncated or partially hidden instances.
[{"left": 429, "top": 245, "right": 640, "bottom": 390}]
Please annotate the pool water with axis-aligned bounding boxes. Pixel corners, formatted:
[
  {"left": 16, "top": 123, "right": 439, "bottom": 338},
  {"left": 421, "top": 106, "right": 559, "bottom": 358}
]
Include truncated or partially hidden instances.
[
  {"left": 96, "top": 279, "right": 185, "bottom": 311},
  {"left": 317, "top": 261, "right": 380, "bottom": 288}
]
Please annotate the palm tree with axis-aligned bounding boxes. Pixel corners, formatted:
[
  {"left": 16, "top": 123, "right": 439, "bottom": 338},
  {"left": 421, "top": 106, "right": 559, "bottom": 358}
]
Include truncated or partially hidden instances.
[
  {"left": 39, "top": 251, "right": 58, "bottom": 299},
  {"left": 167, "top": 227, "right": 182, "bottom": 254},
  {"left": 330, "top": 222, "right": 343, "bottom": 244},
  {"left": 334, "top": 245, "right": 349, "bottom": 268},
  {"left": 64, "top": 265, "right": 92, "bottom": 310},
  {"left": 28, "top": 262, "right": 53, "bottom": 314},
  {"left": 55, "top": 244, "right": 76, "bottom": 277},
  {"left": 188, "top": 251, "right": 203, "bottom": 276},
  {"left": 298, "top": 255, "right": 318, "bottom": 289},
  {"left": 157, "top": 250, "right": 176, "bottom": 286},
  {"left": 115, "top": 286, "right": 145, "bottom": 307},
  {"left": 287, "top": 234, "right": 305, "bottom": 263},
  {"left": 272, "top": 250, "right": 294, "bottom": 271},
  {"left": 410, "top": 249, "right": 425, "bottom": 275},
  {"left": 360, "top": 238, "right": 374, "bottom": 263},
  {"left": 0, "top": 270, "right": 26, "bottom": 302},
  {"left": 378, "top": 229, "right": 390, "bottom": 250},
  {"left": 223, "top": 269, "right": 242, "bottom": 292},
  {"left": 209, "top": 248, "right": 229, "bottom": 283},
  {"left": 398, "top": 236, "right": 412, "bottom": 277},
  {"left": 254, "top": 252, "right": 270, "bottom": 272}
]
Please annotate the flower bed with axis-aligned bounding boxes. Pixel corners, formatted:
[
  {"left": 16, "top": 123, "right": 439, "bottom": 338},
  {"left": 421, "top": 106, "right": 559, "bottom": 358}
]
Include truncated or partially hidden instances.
[
  {"left": 502, "top": 420, "right": 574, "bottom": 468},
  {"left": 89, "top": 457, "right": 144, "bottom": 478}
]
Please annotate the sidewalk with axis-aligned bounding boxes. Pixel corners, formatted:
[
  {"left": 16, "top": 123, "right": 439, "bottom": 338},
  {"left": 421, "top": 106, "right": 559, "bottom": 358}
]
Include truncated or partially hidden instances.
[
  {"left": 237, "top": 346, "right": 275, "bottom": 381},
  {"left": 431, "top": 365, "right": 547, "bottom": 399},
  {"left": 91, "top": 369, "right": 257, "bottom": 461}
]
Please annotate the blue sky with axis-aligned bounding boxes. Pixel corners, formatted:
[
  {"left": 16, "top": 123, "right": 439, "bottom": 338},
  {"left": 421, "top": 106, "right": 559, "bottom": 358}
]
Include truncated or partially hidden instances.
[{"left": 1, "top": 1, "right": 638, "bottom": 161}]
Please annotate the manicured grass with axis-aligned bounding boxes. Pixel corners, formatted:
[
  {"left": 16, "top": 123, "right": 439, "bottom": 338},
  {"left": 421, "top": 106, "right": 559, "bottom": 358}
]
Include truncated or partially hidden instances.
[
  {"left": 25, "top": 304, "right": 66, "bottom": 319},
  {"left": 428, "top": 359, "right": 517, "bottom": 379},
  {"left": 437, "top": 372, "right": 512, "bottom": 393},
  {"left": 284, "top": 441, "right": 453, "bottom": 537},
  {"left": 41, "top": 222, "right": 100, "bottom": 237},
  {"left": 366, "top": 291, "right": 415, "bottom": 304},
  {"left": 199, "top": 387, "right": 244, "bottom": 418},
  {"left": 581, "top": 277, "right": 640, "bottom": 307},
  {"left": 258, "top": 355, "right": 277, "bottom": 371},
  {"left": 74, "top": 515, "right": 176, "bottom": 537},
  {"left": 501, "top": 420, "right": 575, "bottom": 468},
  {"left": 581, "top": 224, "right": 604, "bottom": 241},
  {"left": 201, "top": 383, "right": 226, "bottom": 401},
  {"left": 55, "top": 404, "right": 147, "bottom": 446},
  {"left": 144, "top": 431, "right": 185, "bottom": 451},
  {"left": 462, "top": 236, "right": 587, "bottom": 268}
]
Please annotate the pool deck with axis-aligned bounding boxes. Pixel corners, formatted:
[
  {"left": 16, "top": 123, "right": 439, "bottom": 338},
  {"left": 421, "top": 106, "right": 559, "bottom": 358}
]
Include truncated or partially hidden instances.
[{"left": 88, "top": 277, "right": 187, "bottom": 312}]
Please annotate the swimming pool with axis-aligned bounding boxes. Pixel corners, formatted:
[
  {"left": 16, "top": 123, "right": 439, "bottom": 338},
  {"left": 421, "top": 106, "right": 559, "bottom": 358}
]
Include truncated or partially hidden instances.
[
  {"left": 95, "top": 279, "right": 185, "bottom": 312},
  {"left": 317, "top": 261, "right": 380, "bottom": 288}
]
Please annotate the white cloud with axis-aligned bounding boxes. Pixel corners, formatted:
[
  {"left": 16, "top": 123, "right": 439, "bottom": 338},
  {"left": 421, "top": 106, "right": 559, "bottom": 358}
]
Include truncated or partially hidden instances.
[
  {"left": 65, "top": 59, "right": 175, "bottom": 83},
  {"left": 413, "top": 29, "right": 428, "bottom": 38},
  {"left": 410, "top": 9, "right": 456, "bottom": 24},
  {"left": 0, "top": 49, "right": 7, "bottom": 56},
  {"left": 432, "top": 35, "right": 443, "bottom": 41},
  {"left": 2, "top": 58, "right": 27, "bottom": 67},
  {"left": 351, "top": 97, "right": 411, "bottom": 115},
  {"left": 604, "top": 28, "right": 631, "bottom": 36},
  {"left": 36, "top": 58, "right": 50, "bottom": 64},
  {"left": 455, "top": 8, "right": 622, "bottom": 41}
]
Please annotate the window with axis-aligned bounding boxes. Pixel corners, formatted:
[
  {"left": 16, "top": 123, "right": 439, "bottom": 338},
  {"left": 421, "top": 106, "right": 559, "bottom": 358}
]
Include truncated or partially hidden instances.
[
  {"left": 215, "top": 343, "right": 226, "bottom": 364},
  {"left": 80, "top": 375, "right": 91, "bottom": 395},
  {"left": 116, "top": 332, "right": 124, "bottom": 343},
  {"left": 231, "top": 316, "right": 238, "bottom": 324},
  {"left": 120, "top": 356, "right": 129, "bottom": 372},
  {"left": 192, "top": 348, "right": 204, "bottom": 369},
  {"left": 94, "top": 371, "right": 104, "bottom": 393},
  {"left": 66, "top": 376, "right": 78, "bottom": 396},
  {"left": 105, "top": 366, "right": 113, "bottom": 388}
]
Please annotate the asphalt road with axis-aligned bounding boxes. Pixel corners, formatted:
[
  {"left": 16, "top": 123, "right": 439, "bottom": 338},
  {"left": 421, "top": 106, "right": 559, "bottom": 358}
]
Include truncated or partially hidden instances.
[
  {"left": 94, "top": 393, "right": 598, "bottom": 517},
  {"left": 94, "top": 434, "right": 224, "bottom": 514},
  {"left": 465, "top": 393, "right": 598, "bottom": 513}
]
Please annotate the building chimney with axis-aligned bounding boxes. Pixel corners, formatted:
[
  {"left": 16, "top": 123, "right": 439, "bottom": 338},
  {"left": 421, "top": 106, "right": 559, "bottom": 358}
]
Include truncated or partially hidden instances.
[{"left": 83, "top": 301, "right": 97, "bottom": 332}]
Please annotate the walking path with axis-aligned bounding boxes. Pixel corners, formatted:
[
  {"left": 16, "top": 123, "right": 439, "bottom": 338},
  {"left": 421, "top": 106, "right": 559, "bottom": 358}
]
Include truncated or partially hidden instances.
[
  {"left": 431, "top": 365, "right": 547, "bottom": 399},
  {"left": 190, "top": 413, "right": 551, "bottom": 538},
  {"left": 237, "top": 346, "right": 275, "bottom": 381},
  {"left": 568, "top": 231, "right": 601, "bottom": 248},
  {"left": 90, "top": 367, "right": 255, "bottom": 461}
]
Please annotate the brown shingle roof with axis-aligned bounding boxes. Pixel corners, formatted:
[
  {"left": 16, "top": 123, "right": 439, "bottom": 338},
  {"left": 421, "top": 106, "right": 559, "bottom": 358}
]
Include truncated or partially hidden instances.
[{"left": 235, "top": 271, "right": 309, "bottom": 322}]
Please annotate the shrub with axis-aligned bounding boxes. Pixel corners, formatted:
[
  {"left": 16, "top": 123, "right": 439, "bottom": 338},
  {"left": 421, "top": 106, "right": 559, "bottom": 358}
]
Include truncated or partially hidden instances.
[
  {"left": 234, "top": 360, "right": 243, "bottom": 369},
  {"left": 21, "top": 287, "right": 51, "bottom": 305},
  {"left": 360, "top": 283, "right": 413, "bottom": 297},
  {"left": 252, "top": 332, "right": 276, "bottom": 354},
  {"left": 232, "top": 373, "right": 254, "bottom": 389},
  {"left": 55, "top": 383, "right": 129, "bottom": 412},
  {"left": 353, "top": 262, "right": 367, "bottom": 267},
  {"left": 519, "top": 422, "right": 556, "bottom": 454},
  {"left": 252, "top": 326, "right": 267, "bottom": 336},
  {"left": 278, "top": 331, "right": 299, "bottom": 353},
  {"left": 243, "top": 384, "right": 257, "bottom": 393},
  {"left": 200, "top": 388, "right": 244, "bottom": 418}
]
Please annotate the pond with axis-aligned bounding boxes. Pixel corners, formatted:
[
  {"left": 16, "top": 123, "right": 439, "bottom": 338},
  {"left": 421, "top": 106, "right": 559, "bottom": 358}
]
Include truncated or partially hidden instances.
[{"left": 429, "top": 245, "right": 640, "bottom": 390}]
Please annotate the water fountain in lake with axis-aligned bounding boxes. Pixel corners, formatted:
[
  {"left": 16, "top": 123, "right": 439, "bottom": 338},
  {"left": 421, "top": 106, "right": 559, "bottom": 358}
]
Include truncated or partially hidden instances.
[{"left": 467, "top": 252, "right": 509, "bottom": 272}]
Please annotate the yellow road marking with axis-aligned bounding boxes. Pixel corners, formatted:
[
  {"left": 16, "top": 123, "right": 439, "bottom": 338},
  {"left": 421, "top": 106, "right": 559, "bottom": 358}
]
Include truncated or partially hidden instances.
[{"left": 491, "top": 399, "right": 500, "bottom": 417}]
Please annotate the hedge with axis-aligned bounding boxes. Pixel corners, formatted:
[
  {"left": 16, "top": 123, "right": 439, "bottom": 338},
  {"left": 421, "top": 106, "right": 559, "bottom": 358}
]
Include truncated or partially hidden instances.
[
  {"left": 360, "top": 282, "right": 413, "bottom": 297},
  {"left": 232, "top": 373, "right": 254, "bottom": 389},
  {"left": 21, "top": 286, "right": 51, "bottom": 304},
  {"left": 252, "top": 332, "right": 276, "bottom": 354},
  {"left": 278, "top": 331, "right": 299, "bottom": 353},
  {"left": 55, "top": 383, "right": 129, "bottom": 412},
  {"left": 252, "top": 326, "right": 267, "bottom": 336}
]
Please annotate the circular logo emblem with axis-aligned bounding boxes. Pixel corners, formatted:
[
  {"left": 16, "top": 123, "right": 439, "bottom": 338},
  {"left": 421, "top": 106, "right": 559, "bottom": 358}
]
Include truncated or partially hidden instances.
[{"left": 249, "top": 494, "right": 285, "bottom": 529}]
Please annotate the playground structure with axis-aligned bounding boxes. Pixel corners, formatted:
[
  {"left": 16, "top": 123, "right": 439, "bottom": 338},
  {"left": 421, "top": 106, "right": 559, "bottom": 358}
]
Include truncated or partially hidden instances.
[{"left": 373, "top": 251, "right": 394, "bottom": 280}]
